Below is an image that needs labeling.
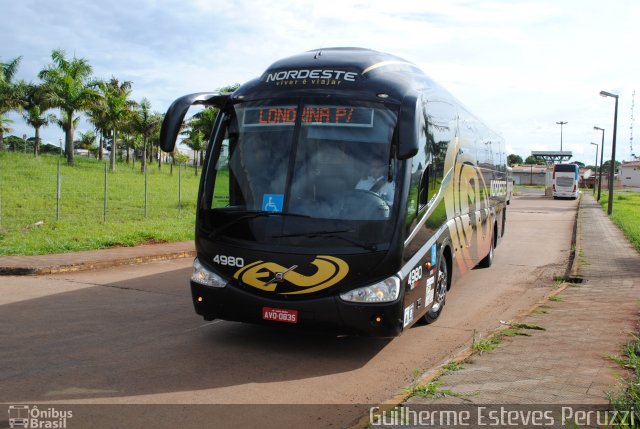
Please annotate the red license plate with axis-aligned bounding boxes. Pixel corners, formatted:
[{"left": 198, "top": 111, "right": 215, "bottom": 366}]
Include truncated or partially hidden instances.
[{"left": 262, "top": 307, "right": 298, "bottom": 324}]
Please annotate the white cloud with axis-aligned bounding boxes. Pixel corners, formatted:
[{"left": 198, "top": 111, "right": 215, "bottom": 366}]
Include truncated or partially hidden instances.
[{"left": 3, "top": 0, "right": 639, "bottom": 161}]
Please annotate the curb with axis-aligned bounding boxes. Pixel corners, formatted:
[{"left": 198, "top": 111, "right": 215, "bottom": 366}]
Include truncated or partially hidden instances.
[
  {"left": 0, "top": 249, "right": 196, "bottom": 276},
  {"left": 565, "top": 192, "right": 582, "bottom": 280}
]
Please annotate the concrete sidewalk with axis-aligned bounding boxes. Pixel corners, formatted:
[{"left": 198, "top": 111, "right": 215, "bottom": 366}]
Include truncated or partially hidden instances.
[
  {"left": 402, "top": 192, "right": 640, "bottom": 407},
  {"left": 0, "top": 240, "right": 195, "bottom": 275}
]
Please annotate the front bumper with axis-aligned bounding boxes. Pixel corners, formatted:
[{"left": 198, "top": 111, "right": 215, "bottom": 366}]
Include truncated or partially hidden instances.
[
  {"left": 554, "top": 191, "right": 578, "bottom": 198},
  {"left": 190, "top": 281, "right": 404, "bottom": 337}
]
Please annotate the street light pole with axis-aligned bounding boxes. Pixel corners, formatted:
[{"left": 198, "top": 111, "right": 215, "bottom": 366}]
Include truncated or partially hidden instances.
[
  {"left": 593, "top": 126, "right": 605, "bottom": 201},
  {"left": 590, "top": 142, "right": 598, "bottom": 196},
  {"left": 599, "top": 91, "right": 619, "bottom": 216},
  {"left": 556, "top": 121, "right": 567, "bottom": 152}
]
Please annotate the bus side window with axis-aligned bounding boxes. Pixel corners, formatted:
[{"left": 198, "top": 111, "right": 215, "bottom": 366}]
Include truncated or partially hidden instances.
[
  {"left": 425, "top": 99, "right": 455, "bottom": 196},
  {"left": 419, "top": 166, "right": 429, "bottom": 207},
  {"left": 406, "top": 97, "right": 457, "bottom": 234},
  {"left": 417, "top": 105, "right": 429, "bottom": 210},
  {"left": 404, "top": 97, "right": 427, "bottom": 234}
]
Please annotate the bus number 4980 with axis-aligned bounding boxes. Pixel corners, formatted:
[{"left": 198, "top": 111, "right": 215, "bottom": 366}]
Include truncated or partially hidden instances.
[{"left": 213, "top": 255, "right": 245, "bottom": 267}]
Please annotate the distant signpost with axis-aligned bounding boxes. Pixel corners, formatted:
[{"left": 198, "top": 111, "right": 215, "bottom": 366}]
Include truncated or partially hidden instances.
[{"left": 531, "top": 151, "right": 573, "bottom": 165}]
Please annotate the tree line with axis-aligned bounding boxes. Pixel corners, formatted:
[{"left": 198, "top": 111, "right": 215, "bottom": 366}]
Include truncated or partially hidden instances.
[{"left": 0, "top": 50, "right": 236, "bottom": 172}]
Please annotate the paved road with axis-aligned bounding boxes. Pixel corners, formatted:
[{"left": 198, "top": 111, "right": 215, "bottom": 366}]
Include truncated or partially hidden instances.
[{"left": 0, "top": 189, "right": 578, "bottom": 428}]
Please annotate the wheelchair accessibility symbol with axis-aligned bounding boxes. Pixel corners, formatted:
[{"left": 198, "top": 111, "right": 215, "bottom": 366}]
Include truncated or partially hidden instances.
[{"left": 262, "top": 194, "right": 284, "bottom": 212}]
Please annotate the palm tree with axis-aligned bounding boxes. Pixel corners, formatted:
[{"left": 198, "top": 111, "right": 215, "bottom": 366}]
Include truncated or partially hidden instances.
[
  {"left": 188, "top": 107, "right": 219, "bottom": 166},
  {"left": 117, "top": 106, "right": 138, "bottom": 165},
  {"left": 121, "top": 132, "right": 142, "bottom": 167},
  {"left": 87, "top": 100, "right": 109, "bottom": 161},
  {"left": 54, "top": 111, "right": 80, "bottom": 153},
  {"left": 183, "top": 84, "right": 236, "bottom": 166},
  {"left": 0, "top": 114, "right": 13, "bottom": 143},
  {"left": 182, "top": 129, "right": 205, "bottom": 176},
  {"left": 132, "top": 98, "right": 162, "bottom": 173},
  {"left": 94, "top": 77, "right": 135, "bottom": 172},
  {"left": 0, "top": 56, "right": 26, "bottom": 149},
  {"left": 77, "top": 130, "right": 96, "bottom": 157},
  {"left": 119, "top": 117, "right": 135, "bottom": 165},
  {"left": 148, "top": 115, "right": 165, "bottom": 169},
  {"left": 23, "top": 84, "right": 55, "bottom": 156},
  {"left": 38, "top": 49, "right": 99, "bottom": 165}
]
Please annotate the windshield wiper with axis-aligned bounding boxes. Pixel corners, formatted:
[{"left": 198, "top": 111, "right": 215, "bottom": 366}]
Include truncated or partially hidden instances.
[
  {"left": 272, "top": 230, "right": 378, "bottom": 252},
  {"left": 209, "top": 211, "right": 310, "bottom": 240}
]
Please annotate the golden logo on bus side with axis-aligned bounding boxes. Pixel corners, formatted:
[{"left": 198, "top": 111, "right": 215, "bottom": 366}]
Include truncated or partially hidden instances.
[
  {"left": 443, "top": 137, "right": 493, "bottom": 274},
  {"left": 234, "top": 255, "right": 349, "bottom": 294}
]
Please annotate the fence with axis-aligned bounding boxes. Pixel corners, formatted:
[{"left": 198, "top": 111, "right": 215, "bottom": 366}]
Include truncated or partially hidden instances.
[{"left": 0, "top": 152, "right": 201, "bottom": 255}]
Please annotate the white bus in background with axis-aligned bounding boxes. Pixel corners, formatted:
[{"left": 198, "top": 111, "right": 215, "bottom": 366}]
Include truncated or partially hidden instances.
[{"left": 553, "top": 163, "right": 579, "bottom": 199}]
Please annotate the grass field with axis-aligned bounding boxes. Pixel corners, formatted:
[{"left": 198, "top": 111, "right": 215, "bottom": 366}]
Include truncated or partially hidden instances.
[
  {"left": 0, "top": 152, "right": 201, "bottom": 255},
  {"left": 599, "top": 191, "right": 640, "bottom": 251}
]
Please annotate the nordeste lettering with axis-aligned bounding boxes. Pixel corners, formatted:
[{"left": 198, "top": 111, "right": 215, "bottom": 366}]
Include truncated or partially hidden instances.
[{"left": 266, "top": 69, "right": 357, "bottom": 83}]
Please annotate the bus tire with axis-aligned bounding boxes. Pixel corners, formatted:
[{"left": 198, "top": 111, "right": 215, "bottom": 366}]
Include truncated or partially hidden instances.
[
  {"left": 478, "top": 227, "right": 495, "bottom": 268},
  {"left": 501, "top": 209, "right": 507, "bottom": 237},
  {"left": 422, "top": 250, "right": 449, "bottom": 324}
]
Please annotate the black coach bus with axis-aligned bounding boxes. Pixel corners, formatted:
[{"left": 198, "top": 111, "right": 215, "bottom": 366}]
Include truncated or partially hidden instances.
[{"left": 160, "top": 48, "right": 507, "bottom": 336}]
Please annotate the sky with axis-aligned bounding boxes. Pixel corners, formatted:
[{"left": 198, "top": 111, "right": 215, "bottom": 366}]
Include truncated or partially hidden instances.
[{"left": 2, "top": 0, "right": 639, "bottom": 165}]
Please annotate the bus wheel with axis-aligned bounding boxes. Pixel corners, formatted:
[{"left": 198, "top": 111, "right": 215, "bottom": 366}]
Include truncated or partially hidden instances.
[
  {"left": 501, "top": 209, "right": 507, "bottom": 237},
  {"left": 422, "top": 252, "right": 449, "bottom": 324},
  {"left": 478, "top": 227, "right": 495, "bottom": 268}
]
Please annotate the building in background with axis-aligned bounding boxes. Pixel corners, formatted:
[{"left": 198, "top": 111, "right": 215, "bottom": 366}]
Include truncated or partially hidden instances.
[
  {"left": 511, "top": 164, "right": 547, "bottom": 186},
  {"left": 620, "top": 161, "right": 640, "bottom": 187}
]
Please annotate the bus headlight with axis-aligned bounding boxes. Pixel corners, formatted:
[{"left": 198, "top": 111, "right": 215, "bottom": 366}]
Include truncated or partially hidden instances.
[
  {"left": 339, "top": 276, "right": 400, "bottom": 303},
  {"left": 191, "top": 258, "right": 227, "bottom": 288}
]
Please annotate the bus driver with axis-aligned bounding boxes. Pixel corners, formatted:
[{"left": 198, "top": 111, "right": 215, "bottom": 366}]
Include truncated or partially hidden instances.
[{"left": 355, "top": 158, "right": 395, "bottom": 205}]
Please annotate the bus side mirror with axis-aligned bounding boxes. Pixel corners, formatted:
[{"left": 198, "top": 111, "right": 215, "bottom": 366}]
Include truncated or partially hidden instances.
[
  {"left": 160, "top": 92, "right": 231, "bottom": 152},
  {"left": 397, "top": 91, "right": 420, "bottom": 160}
]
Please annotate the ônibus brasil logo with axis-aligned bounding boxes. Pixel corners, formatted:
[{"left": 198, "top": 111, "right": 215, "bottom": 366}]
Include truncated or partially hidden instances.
[{"left": 8, "top": 405, "right": 73, "bottom": 428}]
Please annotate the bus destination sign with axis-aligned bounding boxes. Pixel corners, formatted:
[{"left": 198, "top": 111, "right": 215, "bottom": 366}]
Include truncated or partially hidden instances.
[{"left": 243, "top": 106, "right": 374, "bottom": 127}]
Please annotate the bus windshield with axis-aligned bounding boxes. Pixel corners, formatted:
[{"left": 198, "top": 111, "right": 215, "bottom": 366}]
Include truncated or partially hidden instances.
[
  {"left": 554, "top": 164, "right": 579, "bottom": 174},
  {"left": 202, "top": 100, "right": 399, "bottom": 251}
]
